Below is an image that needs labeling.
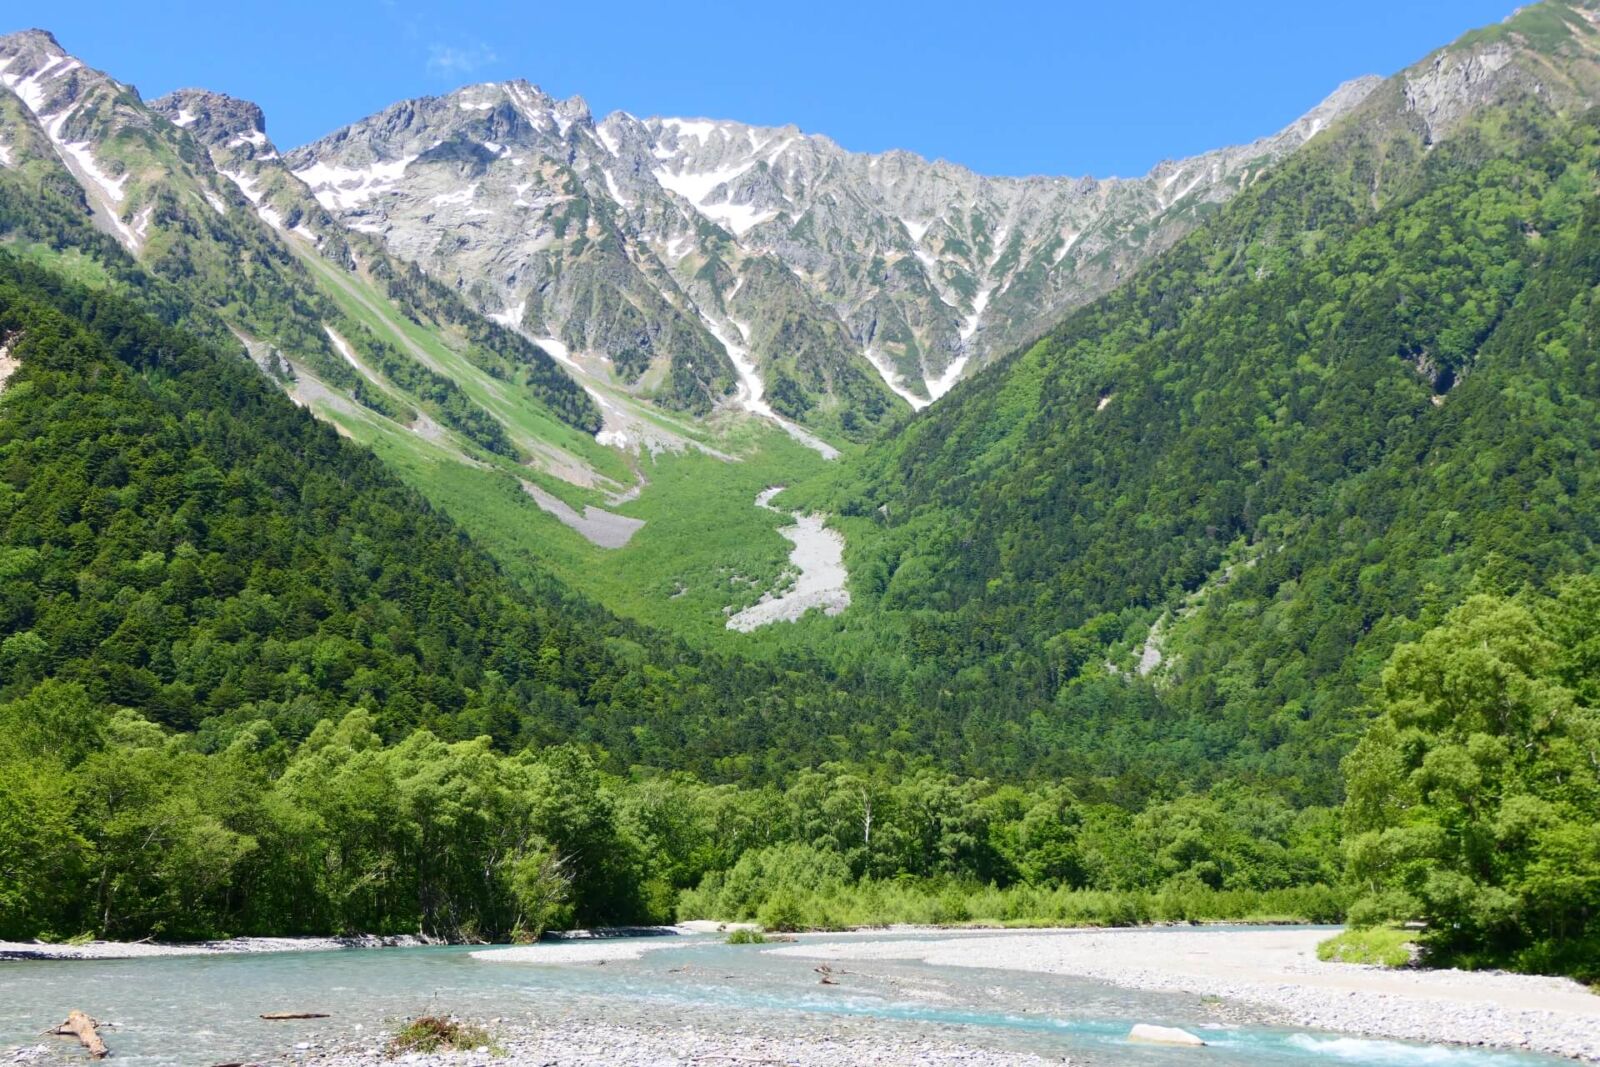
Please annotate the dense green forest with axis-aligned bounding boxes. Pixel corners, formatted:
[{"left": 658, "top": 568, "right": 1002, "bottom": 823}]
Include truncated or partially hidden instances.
[
  {"left": 1343, "top": 587, "right": 1600, "bottom": 980},
  {"left": 1, "top": 239, "right": 1593, "bottom": 978},
  {"left": 0, "top": 256, "right": 1344, "bottom": 942},
  {"left": 0, "top": 257, "right": 917, "bottom": 776}
]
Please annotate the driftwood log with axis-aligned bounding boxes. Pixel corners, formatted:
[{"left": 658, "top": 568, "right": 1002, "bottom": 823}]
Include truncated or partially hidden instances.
[
  {"left": 44, "top": 1011, "right": 108, "bottom": 1059},
  {"left": 259, "top": 1012, "right": 330, "bottom": 1020}
]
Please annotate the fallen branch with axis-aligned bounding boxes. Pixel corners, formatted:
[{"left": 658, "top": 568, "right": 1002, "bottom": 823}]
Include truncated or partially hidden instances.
[
  {"left": 43, "top": 1011, "right": 108, "bottom": 1059},
  {"left": 259, "top": 1012, "right": 330, "bottom": 1020}
]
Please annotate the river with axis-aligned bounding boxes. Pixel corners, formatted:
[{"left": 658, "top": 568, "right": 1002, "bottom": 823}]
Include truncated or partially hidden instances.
[{"left": 0, "top": 928, "right": 1571, "bottom": 1066}]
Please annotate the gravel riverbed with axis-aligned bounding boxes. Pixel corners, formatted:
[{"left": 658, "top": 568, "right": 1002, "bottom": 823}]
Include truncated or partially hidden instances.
[
  {"left": 771, "top": 927, "right": 1600, "bottom": 1062},
  {"left": 295, "top": 1020, "right": 1062, "bottom": 1067}
]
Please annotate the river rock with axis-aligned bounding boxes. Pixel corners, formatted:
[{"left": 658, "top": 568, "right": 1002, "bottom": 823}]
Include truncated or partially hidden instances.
[{"left": 1128, "top": 1023, "right": 1207, "bottom": 1047}]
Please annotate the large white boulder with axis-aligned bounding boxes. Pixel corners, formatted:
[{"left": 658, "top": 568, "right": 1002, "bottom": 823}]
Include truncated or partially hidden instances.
[{"left": 1128, "top": 1023, "right": 1207, "bottom": 1047}]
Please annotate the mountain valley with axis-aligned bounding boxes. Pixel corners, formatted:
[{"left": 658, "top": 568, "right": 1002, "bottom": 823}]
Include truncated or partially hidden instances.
[{"left": 1, "top": 2, "right": 1599, "bottom": 1048}]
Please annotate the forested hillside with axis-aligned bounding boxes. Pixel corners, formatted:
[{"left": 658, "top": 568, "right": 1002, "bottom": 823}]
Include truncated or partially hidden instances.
[
  {"left": 0, "top": 256, "right": 1348, "bottom": 942},
  {"left": 0, "top": 256, "right": 907, "bottom": 774},
  {"left": 794, "top": 5, "right": 1600, "bottom": 802}
]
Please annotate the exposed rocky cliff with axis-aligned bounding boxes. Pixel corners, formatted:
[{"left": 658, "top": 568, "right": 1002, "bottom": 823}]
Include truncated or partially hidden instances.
[{"left": 284, "top": 76, "right": 1382, "bottom": 437}]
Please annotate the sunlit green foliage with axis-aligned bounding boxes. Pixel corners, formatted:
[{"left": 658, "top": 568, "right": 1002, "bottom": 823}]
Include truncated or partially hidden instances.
[
  {"left": 1317, "top": 926, "right": 1417, "bottom": 968},
  {"left": 1342, "top": 587, "right": 1600, "bottom": 980}
]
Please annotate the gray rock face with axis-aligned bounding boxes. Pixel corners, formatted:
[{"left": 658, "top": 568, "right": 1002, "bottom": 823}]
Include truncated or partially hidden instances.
[
  {"left": 151, "top": 86, "right": 347, "bottom": 248},
  {"left": 0, "top": 29, "right": 162, "bottom": 250},
  {"left": 285, "top": 75, "right": 1382, "bottom": 430}
]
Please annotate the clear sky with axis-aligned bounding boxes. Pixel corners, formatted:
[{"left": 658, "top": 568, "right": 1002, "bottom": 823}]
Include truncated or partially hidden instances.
[{"left": 7, "top": 0, "right": 1517, "bottom": 176}]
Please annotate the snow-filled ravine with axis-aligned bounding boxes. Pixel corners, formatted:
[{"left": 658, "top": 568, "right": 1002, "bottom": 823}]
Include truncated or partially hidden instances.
[{"left": 726, "top": 487, "right": 849, "bottom": 631}]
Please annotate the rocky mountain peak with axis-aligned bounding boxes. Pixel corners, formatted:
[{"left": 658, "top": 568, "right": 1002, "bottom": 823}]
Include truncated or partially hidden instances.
[
  {"left": 152, "top": 89, "right": 271, "bottom": 152},
  {"left": 1, "top": 28, "right": 65, "bottom": 57},
  {"left": 0, "top": 30, "right": 161, "bottom": 248}
]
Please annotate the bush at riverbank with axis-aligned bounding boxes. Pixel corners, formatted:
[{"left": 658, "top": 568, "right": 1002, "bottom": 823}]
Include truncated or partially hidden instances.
[{"left": 1316, "top": 926, "right": 1416, "bottom": 967}]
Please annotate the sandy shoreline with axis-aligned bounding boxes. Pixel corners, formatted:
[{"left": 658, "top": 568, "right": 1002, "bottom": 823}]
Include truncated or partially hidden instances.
[
  {"left": 0, "top": 933, "right": 436, "bottom": 961},
  {"left": 770, "top": 927, "right": 1600, "bottom": 1061},
  {"left": 0, "top": 923, "right": 753, "bottom": 962}
]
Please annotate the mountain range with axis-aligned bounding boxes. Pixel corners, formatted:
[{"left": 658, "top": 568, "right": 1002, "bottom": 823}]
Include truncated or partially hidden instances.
[
  {"left": 283, "top": 74, "right": 1379, "bottom": 430},
  {"left": 1, "top": 25, "right": 1381, "bottom": 458}
]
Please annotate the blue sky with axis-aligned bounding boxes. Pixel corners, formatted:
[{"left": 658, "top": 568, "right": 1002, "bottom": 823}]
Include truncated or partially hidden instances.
[{"left": 10, "top": 0, "right": 1516, "bottom": 176}]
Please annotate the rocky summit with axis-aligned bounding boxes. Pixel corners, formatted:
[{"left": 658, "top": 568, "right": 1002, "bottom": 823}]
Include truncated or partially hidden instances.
[{"left": 283, "top": 76, "right": 1380, "bottom": 438}]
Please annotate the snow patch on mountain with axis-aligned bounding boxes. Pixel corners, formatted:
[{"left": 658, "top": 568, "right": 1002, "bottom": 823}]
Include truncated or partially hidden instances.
[
  {"left": 58, "top": 138, "right": 126, "bottom": 201},
  {"left": 2, "top": 52, "right": 140, "bottom": 249},
  {"left": 654, "top": 160, "right": 752, "bottom": 205},
  {"left": 695, "top": 305, "right": 769, "bottom": 417},
  {"left": 219, "top": 167, "right": 283, "bottom": 229},
  {"left": 688, "top": 302, "right": 838, "bottom": 458},
  {"left": 1052, "top": 231, "right": 1081, "bottom": 265},
  {"left": 661, "top": 117, "right": 718, "bottom": 144},
  {"left": 863, "top": 346, "right": 929, "bottom": 411},
  {"left": 292, "top": 156, "right": 417, "bottom": 211},
  {"left": 599, "top": 166, "right": 629, "bottom": 205},
  {"left": 322, "top": 325, "right": 385, "bottom": 390},
  {"left": 703, "top": 201, "right": 778, "bottom": 236},
  {"left": 2, "top": 53, "right": 78, "bottom": 113},
  {"left": 960, "top": 288, "right": 992, "bottom": 343},
  {"left": 488, "top": 301, "right": 526, "bottom": 330},
  {"left": 430, "top": 183, "right": 478, "bottom": 206},
  {"left": 283, "top": 64, "right": 1383, "bottom": 427},
  {"left": 533, "top": 338, "right": 574, "bottom": 368}
]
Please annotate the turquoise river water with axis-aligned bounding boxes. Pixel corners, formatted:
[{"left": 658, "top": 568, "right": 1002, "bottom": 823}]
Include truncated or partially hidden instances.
[{"left": 0, "top": 928, "right": 1573, "bottom": 1066}]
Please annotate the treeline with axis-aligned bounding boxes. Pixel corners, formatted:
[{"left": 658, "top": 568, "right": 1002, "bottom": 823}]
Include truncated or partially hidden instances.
[
  {"left": 0, "top": 681, "right": 1343, "bottom": 941},
  {"left": 0, "top": 251, "right": 1346, "bottom": 944},
  {"left": 1, "top": 689, "right": 634, "bottom": 940},
  {"left": 1342, "top": 586, "right": 1600, "bottom": 982},
  {"left": 5, "top": 582, "right": 1591, "bottom": 980}
]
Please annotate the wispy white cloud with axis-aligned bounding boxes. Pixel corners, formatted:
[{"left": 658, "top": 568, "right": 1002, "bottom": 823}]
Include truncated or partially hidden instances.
[{"left": 426, "top": 41, "right": 499, "bottom": 77}]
